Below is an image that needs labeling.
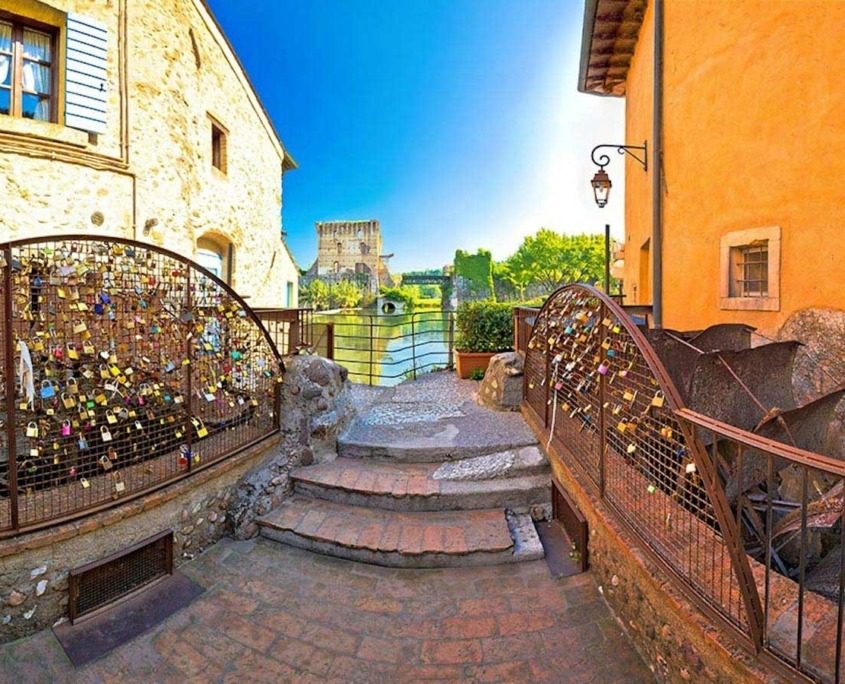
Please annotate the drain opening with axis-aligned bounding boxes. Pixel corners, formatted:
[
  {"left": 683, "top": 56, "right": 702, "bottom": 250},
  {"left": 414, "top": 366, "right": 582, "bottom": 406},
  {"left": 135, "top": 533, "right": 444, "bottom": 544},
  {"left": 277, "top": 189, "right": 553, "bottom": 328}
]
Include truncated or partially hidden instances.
[{"left": 552, "top": 480, "right": 589, "bottom": 571}]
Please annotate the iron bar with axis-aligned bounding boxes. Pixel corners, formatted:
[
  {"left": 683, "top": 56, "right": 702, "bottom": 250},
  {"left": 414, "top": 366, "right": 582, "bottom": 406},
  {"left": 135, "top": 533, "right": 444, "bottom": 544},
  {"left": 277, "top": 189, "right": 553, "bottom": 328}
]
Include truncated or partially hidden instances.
[
  {"left": 590, "top": 142, "right": 648, "bottom": 171},
  {"left": 368, "top": 316, "right": 374, "bottom": 387},
  {"left": 4, "top": 245, "right": 18, "bottom": 531},
  {"left": 410, "top": 314, "right": 417, "bottom": 380},
  {"left": 796, "top": 466, "right": 808, "bottom": 669},
  {"left": 837, "top": 512, "right": 845, "bottom": 684}
]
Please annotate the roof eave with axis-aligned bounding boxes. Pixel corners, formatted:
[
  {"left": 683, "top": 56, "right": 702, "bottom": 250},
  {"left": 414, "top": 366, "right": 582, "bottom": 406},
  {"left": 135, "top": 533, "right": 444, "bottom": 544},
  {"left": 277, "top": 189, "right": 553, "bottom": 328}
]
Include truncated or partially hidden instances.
[
  {"left": 577, "top": 0, "right": 646, "bottom": 98},
  {"left": 577, "top": 0, "right": 601, "bottom": 95}
]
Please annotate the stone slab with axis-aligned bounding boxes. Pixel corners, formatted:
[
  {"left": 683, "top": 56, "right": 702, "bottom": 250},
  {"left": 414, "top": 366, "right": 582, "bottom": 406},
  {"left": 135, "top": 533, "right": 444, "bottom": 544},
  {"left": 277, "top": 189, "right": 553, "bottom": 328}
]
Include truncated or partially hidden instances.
[
  {"left": 257, "top": 497, "right": 524, "bottom": 568},
  {"left": 292, "top": 457, "right": 550, "bottom": 512},
  {"left": 339, "top": 373, "right": 538, "bottom": 461}
]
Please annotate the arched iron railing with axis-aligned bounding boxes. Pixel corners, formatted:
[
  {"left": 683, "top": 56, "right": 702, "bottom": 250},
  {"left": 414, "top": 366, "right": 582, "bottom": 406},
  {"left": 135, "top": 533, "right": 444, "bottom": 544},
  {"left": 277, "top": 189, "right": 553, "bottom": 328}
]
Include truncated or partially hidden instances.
[
  {"left": 0, "top": 236, "right": 283, "bottom": 537},
  {"left": 523, "top": 285, "right": 765, "bottom": 647}
]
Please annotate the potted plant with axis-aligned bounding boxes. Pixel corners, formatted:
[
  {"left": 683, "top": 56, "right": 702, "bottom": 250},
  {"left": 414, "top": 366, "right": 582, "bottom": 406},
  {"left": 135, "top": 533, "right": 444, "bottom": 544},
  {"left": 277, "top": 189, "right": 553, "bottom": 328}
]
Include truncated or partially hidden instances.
[{"left": 454, "top": 301, "right": 514, "bottom": 378}]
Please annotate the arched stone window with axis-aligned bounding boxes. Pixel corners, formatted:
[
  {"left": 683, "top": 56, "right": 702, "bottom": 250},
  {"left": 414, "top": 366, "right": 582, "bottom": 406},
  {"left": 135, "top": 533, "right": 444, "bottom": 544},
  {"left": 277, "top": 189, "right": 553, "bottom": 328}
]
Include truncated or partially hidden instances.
[
  {"left": 337, "top": 242, "right": 343, "bottom": 255},
  {"left": 196, "top": 233, "right": 233, "bottom": 284}
]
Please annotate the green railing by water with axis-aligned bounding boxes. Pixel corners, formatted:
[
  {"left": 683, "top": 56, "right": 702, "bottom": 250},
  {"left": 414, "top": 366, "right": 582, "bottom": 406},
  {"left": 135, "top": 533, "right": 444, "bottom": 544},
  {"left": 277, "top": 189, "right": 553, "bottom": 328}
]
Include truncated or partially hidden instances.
[{"left": 314, "top": 310, "right": 454, "bottom": 386}]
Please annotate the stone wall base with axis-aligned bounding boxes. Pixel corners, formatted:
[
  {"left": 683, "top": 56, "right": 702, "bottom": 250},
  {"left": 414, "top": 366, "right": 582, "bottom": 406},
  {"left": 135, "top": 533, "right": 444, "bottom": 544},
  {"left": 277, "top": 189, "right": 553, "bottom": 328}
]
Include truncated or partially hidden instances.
[{"left": 0, "top": 435, "right": 280, "bottom": 643}]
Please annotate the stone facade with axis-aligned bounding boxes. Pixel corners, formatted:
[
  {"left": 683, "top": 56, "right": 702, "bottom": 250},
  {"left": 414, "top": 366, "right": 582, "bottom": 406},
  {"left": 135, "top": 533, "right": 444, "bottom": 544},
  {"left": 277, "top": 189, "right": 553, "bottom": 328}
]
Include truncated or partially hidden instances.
[
  {"left": 229, "top": 355, "right": 356, "bottom": 539},
  {"left": 0, "top": 0, "right": 298, "bottom": 307},
  {"left": 312, "top": 220, "right": 392, "bottom": 294}
]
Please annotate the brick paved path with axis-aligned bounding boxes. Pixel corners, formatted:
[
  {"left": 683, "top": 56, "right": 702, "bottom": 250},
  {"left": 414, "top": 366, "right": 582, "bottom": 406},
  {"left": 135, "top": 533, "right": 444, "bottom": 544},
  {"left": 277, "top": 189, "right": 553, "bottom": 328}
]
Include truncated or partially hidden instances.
[{"left": 0, "top": 539, "right": 653, "bottom": 683}]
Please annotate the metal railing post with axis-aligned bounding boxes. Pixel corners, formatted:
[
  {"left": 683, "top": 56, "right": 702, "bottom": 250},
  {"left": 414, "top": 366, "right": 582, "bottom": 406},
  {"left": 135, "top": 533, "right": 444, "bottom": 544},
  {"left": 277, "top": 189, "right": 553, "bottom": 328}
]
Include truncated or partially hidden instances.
[
  {"left": 4, "top": 245, "right": 18, "bottom": 531},
  {"left": 326, "top": 323, "right": 335, "bottom": 360},
  {"left": 410, "top": 314, "right": 417, "bottom": 380},
  {"left": 368, "top": 316, "right": 374, "bottom": 386},
  {"left": 185, "top": 267, "right": 193, "bottom": 472},
  {"left": 289, "top": 315, "right": 301, "bottom": 356},
  {"left": 447, "top": 312, "right": 454, "bottom": 370},
  {"left": 598, "top": 302, "right": 607, "bottom": 497}
]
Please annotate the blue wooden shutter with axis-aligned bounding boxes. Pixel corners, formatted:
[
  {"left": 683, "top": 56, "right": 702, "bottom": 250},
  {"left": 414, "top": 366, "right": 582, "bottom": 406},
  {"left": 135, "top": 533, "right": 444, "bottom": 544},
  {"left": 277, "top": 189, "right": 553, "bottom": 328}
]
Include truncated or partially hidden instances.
[{"left": 65, "top": 13, "right": 108, "bottom": 134}]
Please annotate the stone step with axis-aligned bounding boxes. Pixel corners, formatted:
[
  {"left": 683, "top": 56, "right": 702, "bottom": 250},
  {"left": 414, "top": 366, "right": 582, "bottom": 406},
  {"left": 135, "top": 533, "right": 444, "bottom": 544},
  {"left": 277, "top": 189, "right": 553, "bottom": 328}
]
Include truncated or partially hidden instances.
[
  {"left": 291, "top": 454, "right": 550, "bottom": 512},
  {"left": 337, "top": 379, "right": 539, "bottom": 462},
  {"left": 257, "top": 497, "right": 543, "bottom": 568},
  {"left": 336, "top": 433, "right": 540, "bottom": 462}
]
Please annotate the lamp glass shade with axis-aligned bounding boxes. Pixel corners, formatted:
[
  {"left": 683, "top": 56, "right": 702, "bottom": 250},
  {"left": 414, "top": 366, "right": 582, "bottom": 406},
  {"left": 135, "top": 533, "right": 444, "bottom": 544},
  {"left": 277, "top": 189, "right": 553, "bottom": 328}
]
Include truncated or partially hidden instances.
[{"left": 591, "top": 168, "right": 612, "bottom": 208}]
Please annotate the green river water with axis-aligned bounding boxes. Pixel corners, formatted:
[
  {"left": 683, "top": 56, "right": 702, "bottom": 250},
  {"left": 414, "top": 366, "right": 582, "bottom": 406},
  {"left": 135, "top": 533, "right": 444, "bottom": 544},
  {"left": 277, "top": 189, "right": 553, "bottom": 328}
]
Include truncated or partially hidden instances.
[{"left": 315, "top": 309, "right": 453, "bottom": 386}]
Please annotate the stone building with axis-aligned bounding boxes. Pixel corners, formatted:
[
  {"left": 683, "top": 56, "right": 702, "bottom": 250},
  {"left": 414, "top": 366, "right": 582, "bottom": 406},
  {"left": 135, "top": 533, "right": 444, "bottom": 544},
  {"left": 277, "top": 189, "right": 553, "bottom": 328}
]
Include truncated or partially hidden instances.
[
  {"left": 0, "top": 0, "right": 299, "bottom": 308},
  {"left": 310, "top": 219, "right": 392, "bottom": 294}
]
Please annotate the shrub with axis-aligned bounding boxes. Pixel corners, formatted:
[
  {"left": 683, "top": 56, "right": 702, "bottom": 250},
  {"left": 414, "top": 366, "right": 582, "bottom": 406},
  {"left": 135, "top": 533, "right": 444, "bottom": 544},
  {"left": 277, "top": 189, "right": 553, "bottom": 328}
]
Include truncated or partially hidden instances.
[
  {"left": 469, "top": 368, "right": 486, "bottom": 381},
  {"left": 454, "top": 301, "right": 514, "bottom": 353}
]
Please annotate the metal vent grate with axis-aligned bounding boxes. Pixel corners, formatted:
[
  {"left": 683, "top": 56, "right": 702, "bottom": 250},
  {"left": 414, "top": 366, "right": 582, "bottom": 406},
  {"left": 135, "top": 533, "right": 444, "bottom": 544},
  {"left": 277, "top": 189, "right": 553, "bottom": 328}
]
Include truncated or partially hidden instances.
[{"left": 68, "top": 530, "right": 173, "bottom": 623}]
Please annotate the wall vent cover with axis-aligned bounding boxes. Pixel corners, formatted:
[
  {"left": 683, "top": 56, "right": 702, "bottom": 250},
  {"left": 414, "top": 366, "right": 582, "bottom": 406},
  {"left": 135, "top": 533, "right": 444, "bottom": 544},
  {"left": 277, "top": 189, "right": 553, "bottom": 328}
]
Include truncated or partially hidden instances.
[{"left": 68, "top": 530, "right": 173, "bottom": 623}]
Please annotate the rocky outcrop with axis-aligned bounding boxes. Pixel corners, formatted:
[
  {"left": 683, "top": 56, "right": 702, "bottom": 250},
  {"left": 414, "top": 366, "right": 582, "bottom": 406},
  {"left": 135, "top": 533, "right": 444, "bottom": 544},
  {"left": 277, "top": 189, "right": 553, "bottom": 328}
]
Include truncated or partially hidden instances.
[
  {"left": 477, "top": 352, "right": 524, "bottom": 411},
  {"left": 228, "top": 356, "right": 356, "bottom": 539},
  {"left": 778, "top": 307, "right": 845, "bottom": 455}
]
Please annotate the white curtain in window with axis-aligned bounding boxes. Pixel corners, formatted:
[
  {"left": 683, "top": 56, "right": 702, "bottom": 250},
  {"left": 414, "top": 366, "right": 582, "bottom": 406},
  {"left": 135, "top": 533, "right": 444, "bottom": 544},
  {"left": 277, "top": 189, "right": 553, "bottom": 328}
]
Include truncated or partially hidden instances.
[
  {"left": 22, "top": 62, "right": 51, "bottom": 94},
  {"left": 0, "top": 23, "right": 11, "bottom": 86},
  {"left": 23, "top": 29, "right": 51, "bottom": 62},
  {"left": 0, "top": 22, "right": 11, "bottom": 51}
]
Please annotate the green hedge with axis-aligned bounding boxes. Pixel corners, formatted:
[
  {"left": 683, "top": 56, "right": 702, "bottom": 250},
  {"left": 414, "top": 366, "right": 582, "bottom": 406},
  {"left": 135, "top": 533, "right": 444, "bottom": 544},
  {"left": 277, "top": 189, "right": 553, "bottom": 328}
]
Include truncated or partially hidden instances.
[{"left": 455, "top": 301, "right": 514, "bottom": 353}]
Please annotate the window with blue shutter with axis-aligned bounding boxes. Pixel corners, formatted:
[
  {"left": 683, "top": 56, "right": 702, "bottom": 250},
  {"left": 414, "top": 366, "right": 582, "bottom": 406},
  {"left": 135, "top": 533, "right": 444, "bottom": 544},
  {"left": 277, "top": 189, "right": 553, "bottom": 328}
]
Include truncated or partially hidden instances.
[
  {"left": 0, "top": 17, "right": 57, "bottom": 122},
  {"left": 65, "top": 13, "right": 107, "bottom": 134}
]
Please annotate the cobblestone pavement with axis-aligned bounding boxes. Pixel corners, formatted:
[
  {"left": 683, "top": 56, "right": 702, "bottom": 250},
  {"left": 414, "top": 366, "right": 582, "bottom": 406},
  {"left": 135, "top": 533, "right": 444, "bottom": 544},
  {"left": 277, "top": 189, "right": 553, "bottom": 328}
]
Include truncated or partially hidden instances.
[{"left": 0, "top": 538, "right": 653, "bottom": 684}]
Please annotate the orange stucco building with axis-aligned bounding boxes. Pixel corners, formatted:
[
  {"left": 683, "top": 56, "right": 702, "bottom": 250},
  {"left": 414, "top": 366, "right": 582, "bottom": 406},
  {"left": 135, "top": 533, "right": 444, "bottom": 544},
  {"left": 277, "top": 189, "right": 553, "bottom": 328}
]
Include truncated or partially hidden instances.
[{"left": 580, "top": 0, "right": 845, "bottom": 337}]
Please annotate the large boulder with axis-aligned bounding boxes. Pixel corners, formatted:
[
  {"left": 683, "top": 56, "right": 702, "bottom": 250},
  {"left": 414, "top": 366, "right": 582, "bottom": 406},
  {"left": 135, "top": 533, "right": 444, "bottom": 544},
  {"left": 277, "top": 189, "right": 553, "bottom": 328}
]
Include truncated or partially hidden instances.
[
  {"left": 778, "top": 307, "right": 845, "bottom": 456},
  {"left": 229, "top": 356, "right": 356, "bottom": 538},
  {"left": 477, "top": 352, "right": 524, "bottom": 411}
]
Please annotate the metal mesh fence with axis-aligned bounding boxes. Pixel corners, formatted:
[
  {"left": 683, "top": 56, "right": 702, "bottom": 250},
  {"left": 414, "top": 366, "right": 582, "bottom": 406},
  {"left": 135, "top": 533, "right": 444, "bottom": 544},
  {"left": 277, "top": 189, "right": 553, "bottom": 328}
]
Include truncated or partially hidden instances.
[
  {"left": 0, "top": 237, "right": 282, "bottom": 534},
  {"left": 524, "top": 285, "right": 750, "bottom": 632}
]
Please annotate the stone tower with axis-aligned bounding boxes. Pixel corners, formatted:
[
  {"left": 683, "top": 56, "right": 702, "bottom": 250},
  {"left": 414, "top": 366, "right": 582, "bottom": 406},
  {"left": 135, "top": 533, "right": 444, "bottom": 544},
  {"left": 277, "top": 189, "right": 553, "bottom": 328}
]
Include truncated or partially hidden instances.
[{"left": 315, "top": 220, "right": 392, "bottom": 293}]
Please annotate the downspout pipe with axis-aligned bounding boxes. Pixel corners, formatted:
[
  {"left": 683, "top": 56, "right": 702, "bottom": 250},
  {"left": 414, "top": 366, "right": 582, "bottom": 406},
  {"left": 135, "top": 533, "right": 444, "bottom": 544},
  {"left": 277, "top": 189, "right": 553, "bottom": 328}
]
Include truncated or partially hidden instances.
[{"left": 652, "top": 0, "right": 664, "bottom": 328}]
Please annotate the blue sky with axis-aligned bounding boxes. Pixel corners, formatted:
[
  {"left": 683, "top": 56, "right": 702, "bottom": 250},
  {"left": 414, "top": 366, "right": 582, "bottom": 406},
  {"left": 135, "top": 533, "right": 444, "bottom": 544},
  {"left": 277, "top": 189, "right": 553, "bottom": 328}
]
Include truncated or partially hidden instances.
[{"left": 208, "top": 0, "right": 624, "bottom": 272}]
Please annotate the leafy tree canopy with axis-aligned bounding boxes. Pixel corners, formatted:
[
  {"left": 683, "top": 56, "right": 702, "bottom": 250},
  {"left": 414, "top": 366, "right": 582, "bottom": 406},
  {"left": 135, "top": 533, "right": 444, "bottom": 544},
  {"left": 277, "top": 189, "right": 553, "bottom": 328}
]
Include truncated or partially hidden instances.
[{"left": 501, "top": 229, "right": 607, "bottom": 294}]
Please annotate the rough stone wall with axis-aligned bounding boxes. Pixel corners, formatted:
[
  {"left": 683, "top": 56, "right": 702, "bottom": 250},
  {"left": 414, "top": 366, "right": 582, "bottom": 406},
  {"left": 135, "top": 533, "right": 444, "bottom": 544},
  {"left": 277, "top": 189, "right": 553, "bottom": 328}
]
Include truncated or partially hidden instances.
[
  {"left": 229, "top": 355, "right": 356, "bottom": 539},
  {"left": 0, "top": 437, "right": 279, "bottom": 643},
  {"left": 315, "top": 220, "right": 385, "bottom": 293},
  {"left": 0, "top": 0, "right": 298, "bottom": 307},
  {"left": 477, "top": 351, "right": 523, "bottom": 411}
]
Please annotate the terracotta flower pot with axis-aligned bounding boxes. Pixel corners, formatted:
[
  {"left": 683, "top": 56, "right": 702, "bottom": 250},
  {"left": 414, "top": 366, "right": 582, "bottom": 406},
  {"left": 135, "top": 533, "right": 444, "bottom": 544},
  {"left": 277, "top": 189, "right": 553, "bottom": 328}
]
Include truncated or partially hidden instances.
[{"left": 455, "top": 351, "right": 497, "bottom": 379}]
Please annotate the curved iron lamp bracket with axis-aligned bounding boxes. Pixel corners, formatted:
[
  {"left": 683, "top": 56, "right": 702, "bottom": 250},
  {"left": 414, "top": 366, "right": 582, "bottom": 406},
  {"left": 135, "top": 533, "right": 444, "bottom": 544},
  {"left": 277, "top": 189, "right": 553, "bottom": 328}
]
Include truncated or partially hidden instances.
[{"left": 591, "top": 142, "right": 648, "bottom": 172}]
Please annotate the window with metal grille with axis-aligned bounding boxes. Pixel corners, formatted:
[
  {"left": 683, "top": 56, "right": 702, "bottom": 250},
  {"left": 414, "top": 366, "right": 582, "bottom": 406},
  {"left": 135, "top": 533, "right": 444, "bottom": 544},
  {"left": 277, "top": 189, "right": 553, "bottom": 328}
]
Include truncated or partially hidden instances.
[{"left": 730, "top": 241, "right": 768, "bottom": 297}]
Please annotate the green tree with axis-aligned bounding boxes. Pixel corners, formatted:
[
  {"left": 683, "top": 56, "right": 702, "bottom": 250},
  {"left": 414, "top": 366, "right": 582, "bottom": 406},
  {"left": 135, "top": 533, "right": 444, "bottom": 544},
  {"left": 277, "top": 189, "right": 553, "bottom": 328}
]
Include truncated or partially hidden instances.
[
  {"left": 379, "top": 285, "right": 420, "bottom": 309},
  {"left": 505, "top": 229, "right": 608, "bottom": 293},
  {"left": 302, "top": 280, "right": 330, "bottom": 310},
  {"left": 330, "top": 280, "right": 363, "bottom": 309},
  {"left": 493, "top": 259, "right": 531, "bottom": 301}
]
